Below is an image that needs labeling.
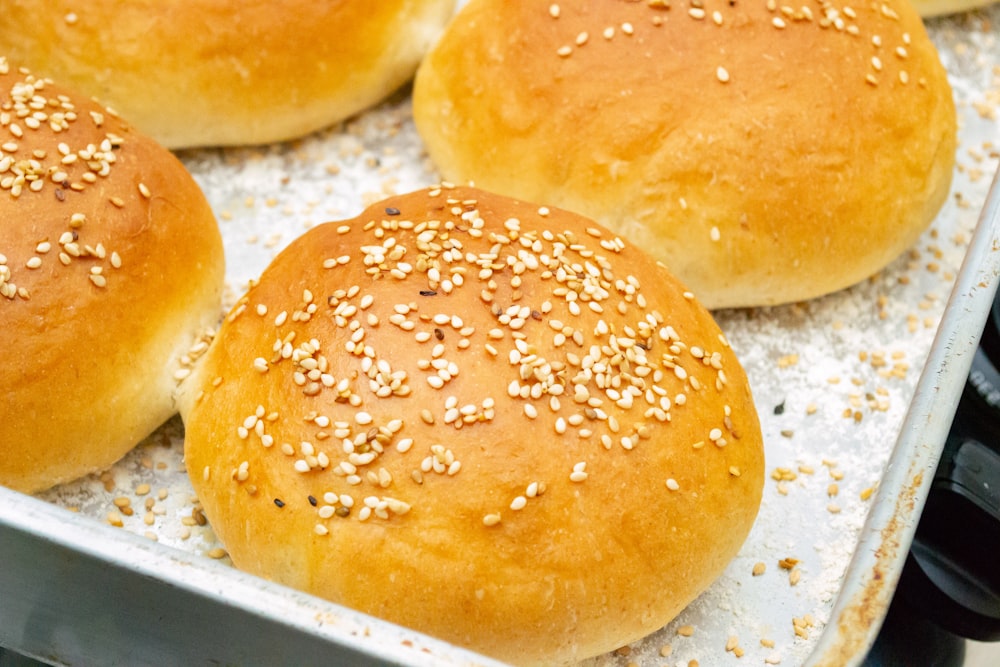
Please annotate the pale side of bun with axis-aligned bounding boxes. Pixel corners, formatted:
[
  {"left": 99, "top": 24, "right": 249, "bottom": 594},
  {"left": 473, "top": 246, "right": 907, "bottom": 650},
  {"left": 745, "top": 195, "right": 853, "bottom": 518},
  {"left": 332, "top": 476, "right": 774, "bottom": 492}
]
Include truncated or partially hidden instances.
[
  {"left": 0, "top": 0, "right": 456, "bottom": 149},
  {"left": 0, "top": 58, "right": 225, "bottom": 493},
  {"left": 912, "top": 0, "right": 997, "bottom": 16},
  {"left": 412, "top": 0, "right": 957, "bottom": 309},
  {"left": 180, "top": 185, "right": 764, "bottom": 666}
]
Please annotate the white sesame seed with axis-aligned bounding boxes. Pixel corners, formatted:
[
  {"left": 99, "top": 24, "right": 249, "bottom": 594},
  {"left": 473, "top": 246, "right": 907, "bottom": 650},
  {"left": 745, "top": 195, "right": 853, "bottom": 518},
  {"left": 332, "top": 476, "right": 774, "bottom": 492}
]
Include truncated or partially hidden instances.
[{"left": 716, "top": 66, "right": 731, "bottom": 83}]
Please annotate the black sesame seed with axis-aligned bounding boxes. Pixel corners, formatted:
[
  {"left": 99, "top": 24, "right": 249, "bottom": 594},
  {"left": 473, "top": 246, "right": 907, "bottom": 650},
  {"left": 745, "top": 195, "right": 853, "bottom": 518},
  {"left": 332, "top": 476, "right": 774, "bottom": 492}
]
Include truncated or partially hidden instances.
[
  {"left": 307, "top": 495, "right": 318, "bottom": 507},
  {"left": 434, "top": 328, "right": 445, "bottom": 340},
  {"left": 530, "top": 310, "right": 542, "bottom": 321},
  {"left": 385, "top": 207, "right": 401, "bottom": 216},
  {"left": 273, "top": 498, "right": 285, "bottom": 508},
  {"left": 420, "top": 290, "right": 438, "bottom": 296},
  {"left": 335, "top": 506, "right": 351, "bottom": 517},
  {"left": 774, "top": 401, "right": 786, "bottom": 416}
]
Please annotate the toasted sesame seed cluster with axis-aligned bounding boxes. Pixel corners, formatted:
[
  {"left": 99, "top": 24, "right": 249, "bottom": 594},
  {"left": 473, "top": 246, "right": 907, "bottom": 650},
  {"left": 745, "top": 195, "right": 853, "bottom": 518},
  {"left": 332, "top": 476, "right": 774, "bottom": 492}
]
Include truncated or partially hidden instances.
[
  {"left": 0, "top": 0, "right": 456, "bottom": 148},
  {"left": 0, "top": 57, "right": 225, "bottom": 493},
  {"left": 412, "top": 0, "right": 958, "bottom": 308},
  {"left": 181, "top": 185, "right": 764, "bottom": 666}
]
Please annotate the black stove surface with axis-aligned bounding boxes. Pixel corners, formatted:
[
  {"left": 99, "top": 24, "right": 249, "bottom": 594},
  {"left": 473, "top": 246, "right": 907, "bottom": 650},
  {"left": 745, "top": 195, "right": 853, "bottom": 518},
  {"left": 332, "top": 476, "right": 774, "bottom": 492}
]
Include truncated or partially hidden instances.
[{"left": 865, "top": 289, "right": 1000, "bottom": 666}]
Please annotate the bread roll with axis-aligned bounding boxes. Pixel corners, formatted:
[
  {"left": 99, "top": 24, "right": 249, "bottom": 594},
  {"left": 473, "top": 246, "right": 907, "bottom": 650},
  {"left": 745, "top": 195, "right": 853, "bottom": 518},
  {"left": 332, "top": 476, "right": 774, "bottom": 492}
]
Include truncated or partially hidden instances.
[
  {"left": 0, "top": 0, "right": 456, "bottom": 149},
  {"left": 412, "top": 0, "right": 957, "bottom": 309},
  {"left": 180, "top": 185, "right": 764, "bottom": 666},
  {"left": 0, "top": 58, "right": 225, "bottom": 493}
]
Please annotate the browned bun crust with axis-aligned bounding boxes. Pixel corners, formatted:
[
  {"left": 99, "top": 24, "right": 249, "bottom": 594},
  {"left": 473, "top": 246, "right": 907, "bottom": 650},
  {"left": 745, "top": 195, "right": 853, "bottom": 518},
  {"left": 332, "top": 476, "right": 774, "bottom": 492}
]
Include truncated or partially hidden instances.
[
  {"left": 412, "top": 0, "right": 957, "bottom": 309},
  {"left": 0, "top": 58, "right": 225, "bottom": 493},
  {"left": 0, "top": 0, "right": 456, "bottom": 149},
  {"left": 914, "top": 0, "right": 997, "bottom": 15},
  {"left": 180, "top": 185, "right": 764, "bottom": 666}
]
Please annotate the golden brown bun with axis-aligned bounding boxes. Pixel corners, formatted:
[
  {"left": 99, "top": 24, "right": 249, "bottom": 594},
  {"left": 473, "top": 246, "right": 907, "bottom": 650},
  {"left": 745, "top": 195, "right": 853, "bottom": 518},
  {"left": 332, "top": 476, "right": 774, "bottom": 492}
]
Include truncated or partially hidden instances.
[
  {"left": 912, "top": 0, "right": 997, "bottom": 16},
  {"left": 412, "top": 0, "right": 957, "bottom": 309},
  {"left": 0, "top": 58, "right": 225, "bottom": 493},
  {"left": 180, "top": 185, "right": 764, "bottom": 666},
  {"left": 0, "top": 0, "right": 456, "bottom": 149}
]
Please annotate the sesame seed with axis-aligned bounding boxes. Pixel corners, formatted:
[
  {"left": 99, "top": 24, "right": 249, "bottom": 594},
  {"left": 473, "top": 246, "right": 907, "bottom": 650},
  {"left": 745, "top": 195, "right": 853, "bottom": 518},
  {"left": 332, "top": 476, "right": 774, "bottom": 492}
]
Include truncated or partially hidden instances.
[{"left": 716, "top": 66, "right": 731, "bottom": 83}]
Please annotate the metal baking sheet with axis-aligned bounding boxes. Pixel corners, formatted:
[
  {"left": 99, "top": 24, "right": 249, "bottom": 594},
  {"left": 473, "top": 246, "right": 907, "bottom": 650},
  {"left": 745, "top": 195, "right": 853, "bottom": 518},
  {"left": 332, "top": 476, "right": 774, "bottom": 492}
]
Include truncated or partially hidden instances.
[{"left": 3, "top": 6, "right": 1000, "bottom": 667}]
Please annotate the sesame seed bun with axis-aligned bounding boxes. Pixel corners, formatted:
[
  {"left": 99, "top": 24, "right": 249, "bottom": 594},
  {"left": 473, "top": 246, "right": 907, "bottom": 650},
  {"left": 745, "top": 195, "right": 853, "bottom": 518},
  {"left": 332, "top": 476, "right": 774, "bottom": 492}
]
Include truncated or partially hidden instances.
[
  {"left": 0, "top": 0, "right": 456, "bottom": 149},
  {"left": 0, "top": 58, "right": 225, "bottom": 493},
  {"left": 179, "top": 185, "right": 764, "bottom": 666},
  {"left": 411, "top": 0, "right": 957, "bottom": 309}
]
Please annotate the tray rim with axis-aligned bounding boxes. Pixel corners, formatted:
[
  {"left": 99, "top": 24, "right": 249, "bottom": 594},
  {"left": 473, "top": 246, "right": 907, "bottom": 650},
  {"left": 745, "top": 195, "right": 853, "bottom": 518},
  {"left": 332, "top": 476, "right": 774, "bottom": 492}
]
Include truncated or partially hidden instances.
[{"left": 802, "top": 165, "right": 1000, "bottom": 667}]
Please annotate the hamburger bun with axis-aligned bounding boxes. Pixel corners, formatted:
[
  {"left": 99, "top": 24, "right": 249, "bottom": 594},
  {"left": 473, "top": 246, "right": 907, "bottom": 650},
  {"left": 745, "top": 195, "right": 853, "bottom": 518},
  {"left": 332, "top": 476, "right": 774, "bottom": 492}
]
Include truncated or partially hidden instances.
[
  {"left": 0, "top": 58, "right": 225, "bottom": 493},
  {"left": 0, "top": 0, "right": 457, "bottom": 148},
  {"left": 412, "top": 0, "right": 958, "bottom": 309},
  {"left": 180, "top": 184, "right": 764, "bottom": 665}
]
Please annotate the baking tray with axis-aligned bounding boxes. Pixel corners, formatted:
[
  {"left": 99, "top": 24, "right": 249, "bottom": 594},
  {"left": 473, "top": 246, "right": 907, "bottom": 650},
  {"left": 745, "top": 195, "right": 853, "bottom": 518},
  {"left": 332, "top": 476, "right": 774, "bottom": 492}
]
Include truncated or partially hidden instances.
[{"left": 3, "top": 6, "right": 1000, "bottom": 667}]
